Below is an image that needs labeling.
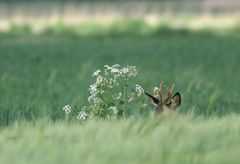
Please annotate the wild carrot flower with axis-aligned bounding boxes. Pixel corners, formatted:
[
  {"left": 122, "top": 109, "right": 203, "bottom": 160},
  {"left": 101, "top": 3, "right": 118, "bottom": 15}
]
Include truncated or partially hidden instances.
[
  {"left": 92, "top": 69, "right": 101, "bottom": 77},
  {"left": 77, "top": 110, "right": 87, "bottom": 120},
  {"left": 113, "top": 92, "right": 122, "bottom": 100},
  {"left": 108, "top": 106, "right": 118, "bottom": 114},
  {"left": 63, "top": 64, "right": 145, "bottom": 121},
  {"left": 153, "top": 87, "right": 159, "bottom": 97},
  {"left": 63, "top": 105, "right": 72, "bottom": 114}
]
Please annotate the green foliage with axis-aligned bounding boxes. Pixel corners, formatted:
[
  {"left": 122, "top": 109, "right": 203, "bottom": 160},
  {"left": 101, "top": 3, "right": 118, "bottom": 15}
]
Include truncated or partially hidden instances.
[
  {"left": 0, "top": 21, "right": 240, "bottom": 163},
  {"left": 0, "top": 115, "right": 240, "bottom": 164},
  {"left": 8, "top": 24, "right": 32, "bottom": 36},
  {"left": 3, "top": 20, "right": 239, "bottom": 37},
  {"left": 0, "top": 30, "right": 240, "bottom": 126}
]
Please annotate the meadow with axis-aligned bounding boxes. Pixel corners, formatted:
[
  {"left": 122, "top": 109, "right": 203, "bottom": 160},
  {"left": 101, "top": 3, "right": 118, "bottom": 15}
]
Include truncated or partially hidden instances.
[{"left": 0, "top": 22, "right": 240, "bottom": 163}]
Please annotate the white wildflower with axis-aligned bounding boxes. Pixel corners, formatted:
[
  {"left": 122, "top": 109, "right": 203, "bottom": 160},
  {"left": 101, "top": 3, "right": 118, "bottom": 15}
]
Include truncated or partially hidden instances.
[
  {"left": 128, "top": 66, "right": 138, "bottom": 77},
  {"left": 94, "top": 76, "right": 114, "bottom": 90},
  {"left": 96, "top": 75, "right": 104, "bottom": 84},
  {"left": 128, "top": 93, "right": 135, "bottom": 102},
  {"left": 104, "top": 65, "right": 112, "bottom": 70},
  {"left": 120, "top": 67, "right": 129, "bottom": 74},
  {"left": 89, "top": 84, "right": 98, "bottom": 95},
  {"left": 108, "top": 106, "right": 118, "bottom": 114},
  {"left": 118, "top": 66, "right": 138, "bottom": 77},
  {"left": 111, "top": 68, "right": 120, "bottom": 74},
  {"left": 104, "top": 64, "right": 122, "bottom": 78},
  {"left": 109, "top": 78, "right": 117, "bottom": 86},
  {"left": 92, "top": 69, "right": 101, "bottom": 77},
  {"left": 135, "top": 84, "right": 144, "bottom": 96},
  {"left": 105, "top": 64, "right": 120, "bottom": 70},
  {"left": 77, "top": 110, "right": 87, "bottom": 120},
  {"left": 93, "top": 98, "right": 105, "bottom": 107},
  {"left": 88, "top": 95, "right": 102, "bottom": 104},
  {"left": 81, "top": 106, "right": 87, "bottom": 111},
  {"left": 113, "top": 92, "right": 122, "bottom": 100},
  {"left": 112, "top": 64, "right": 121, "bottom": 69},
  {"left": 63, "top": 105, "right": 72, "bottom": 114},
  {"left": 153, "top": 87, "right": 159, "bottom": 97},
  {"left": 88, "top": 95, "right": 95, "bottom": 103}
]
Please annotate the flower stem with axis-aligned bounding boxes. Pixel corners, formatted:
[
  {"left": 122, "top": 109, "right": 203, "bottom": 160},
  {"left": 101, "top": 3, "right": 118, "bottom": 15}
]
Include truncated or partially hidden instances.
[
  {"left": 122, "top": 76, "right": 128, "bottom": 120},
  {"left": 122, "top": 85, "right": 126, "bottom": 120},
  {"left": 99, "top": 93, "right": 115, "bottom": 106},
  {"left": 72, "top": 109, "right": 78, "bottom": 116}
]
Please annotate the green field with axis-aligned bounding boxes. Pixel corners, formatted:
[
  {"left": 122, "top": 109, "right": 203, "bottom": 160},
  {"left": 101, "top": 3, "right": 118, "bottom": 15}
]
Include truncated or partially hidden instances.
[{"left": 0, "top": 25, "right": 240, "bottom": 163}]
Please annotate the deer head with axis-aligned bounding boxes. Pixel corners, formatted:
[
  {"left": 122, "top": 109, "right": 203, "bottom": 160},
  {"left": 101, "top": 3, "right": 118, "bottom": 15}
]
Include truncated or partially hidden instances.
[{"left": 144, "top": 81, "right": 181, "bottom": 114}]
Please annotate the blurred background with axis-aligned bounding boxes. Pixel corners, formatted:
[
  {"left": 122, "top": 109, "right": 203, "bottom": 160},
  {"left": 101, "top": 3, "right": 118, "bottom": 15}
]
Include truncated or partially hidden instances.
[
  {"left": 1, "top": 2, "right": 240, "bottom": 163},
  {"left": 0, "top": 0, "right": 240, "bottom": 125},
  {"left": 0, "top": 0, "right": 240, "bottom": 34}
]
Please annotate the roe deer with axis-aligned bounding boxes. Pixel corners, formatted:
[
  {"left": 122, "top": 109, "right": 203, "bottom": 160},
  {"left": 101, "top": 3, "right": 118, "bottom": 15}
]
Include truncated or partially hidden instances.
[{"left": 144, "top": 81, "right": 181, "bottom": 114}]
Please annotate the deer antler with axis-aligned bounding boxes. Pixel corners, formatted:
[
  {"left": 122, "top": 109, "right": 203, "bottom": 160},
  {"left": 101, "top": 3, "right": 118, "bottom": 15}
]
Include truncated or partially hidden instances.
[
  {"left": 163, "top": 83, "right": 175, "bottom": 104},
  {"left": 158, "top": 81, "right": 163, "bottom": 103},
  {"left": 144, "top": 81, "right": 181, "bottom": 113}
]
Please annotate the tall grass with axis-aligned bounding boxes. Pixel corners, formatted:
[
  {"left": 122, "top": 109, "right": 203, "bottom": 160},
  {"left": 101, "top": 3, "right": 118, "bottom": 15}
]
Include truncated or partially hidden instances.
[
  {"left": 0, "top": 28, "right": 239, "bottom": 126},
  {"left": 0, "top": 18, "right": 240, "bottom": 163},
  {"left": 1, "top": 114, "right": 240, "bottom": 164}
]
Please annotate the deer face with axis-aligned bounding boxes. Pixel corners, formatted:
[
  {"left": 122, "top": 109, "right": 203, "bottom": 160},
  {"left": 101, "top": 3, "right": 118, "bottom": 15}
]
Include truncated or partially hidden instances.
[{"left": 144, "top": 81, "right": 181, "bottom": 114}]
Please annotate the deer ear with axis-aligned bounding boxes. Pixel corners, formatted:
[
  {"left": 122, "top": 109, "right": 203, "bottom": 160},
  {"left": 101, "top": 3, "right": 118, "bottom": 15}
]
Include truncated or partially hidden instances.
[
  {"left": 168, "top": 92, "right": 181, "bottom": 110},
  {"left": 144, "top": 92, "right": 159, "bottom": 107}
]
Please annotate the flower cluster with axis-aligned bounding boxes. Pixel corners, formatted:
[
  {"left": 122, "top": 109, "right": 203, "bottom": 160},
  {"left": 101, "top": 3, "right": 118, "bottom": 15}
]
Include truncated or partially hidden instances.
[
  {"left": 88, "top": 64, "right": 141, "bottom": 118},
  {"left": 63, "top": 64, "right": 144, "bottom": 121},
  {"left": 108, "top": 106, "right": 118, "bottom": 114},
  {"left": 63, "top": 105, "right": 72, "bottom": 114},
  {"left": 103, "top": 64, "right": 138, "bottom": 78},
  {"left": 153, "top": 87, "right": 160, "bottom": 97},
  {"left": 77, "top": 110, "right": 87, "bottom": 120}
]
